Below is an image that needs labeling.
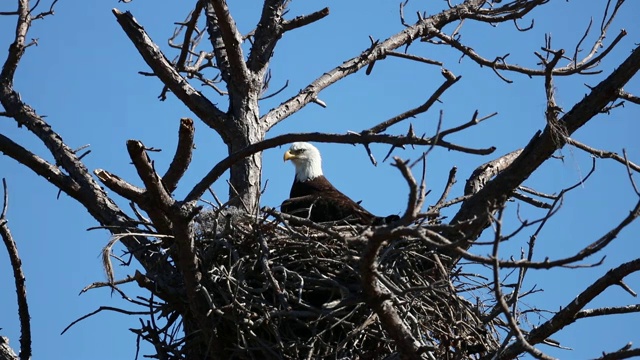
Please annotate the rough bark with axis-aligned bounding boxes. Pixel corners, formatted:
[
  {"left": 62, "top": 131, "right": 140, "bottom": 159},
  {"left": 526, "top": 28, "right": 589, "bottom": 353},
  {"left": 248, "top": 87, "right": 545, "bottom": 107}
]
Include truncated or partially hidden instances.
[{"left": 0, "top": 337, "right": 17, "bottom": 360}]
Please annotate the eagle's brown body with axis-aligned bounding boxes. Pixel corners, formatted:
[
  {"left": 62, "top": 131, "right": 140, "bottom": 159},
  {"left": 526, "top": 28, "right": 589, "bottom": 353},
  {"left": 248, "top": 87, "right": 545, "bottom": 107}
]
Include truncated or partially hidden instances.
[{"left": 280, "top": 142, "right": 398, "bottom": 225}]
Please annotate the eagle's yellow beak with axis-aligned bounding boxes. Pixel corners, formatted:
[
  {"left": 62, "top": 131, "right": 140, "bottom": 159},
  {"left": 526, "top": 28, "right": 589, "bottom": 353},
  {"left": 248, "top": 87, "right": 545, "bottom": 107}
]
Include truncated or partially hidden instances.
[{"left": 283, "top": 150, "right": 295, "bottom": 162}]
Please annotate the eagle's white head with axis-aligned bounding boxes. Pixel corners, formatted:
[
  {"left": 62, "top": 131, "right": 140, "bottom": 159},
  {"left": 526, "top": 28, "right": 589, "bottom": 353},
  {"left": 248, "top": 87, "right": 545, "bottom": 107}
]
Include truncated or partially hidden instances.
[{"left": 283, "top": 142, "right": 323, "bottom": 182}]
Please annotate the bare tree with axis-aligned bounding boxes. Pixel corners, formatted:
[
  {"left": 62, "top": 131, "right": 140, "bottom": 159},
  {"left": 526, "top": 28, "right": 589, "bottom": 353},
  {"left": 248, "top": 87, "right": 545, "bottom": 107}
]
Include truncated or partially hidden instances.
[{"left": 2, "top": 0, "right": 640, "bottom": 359}]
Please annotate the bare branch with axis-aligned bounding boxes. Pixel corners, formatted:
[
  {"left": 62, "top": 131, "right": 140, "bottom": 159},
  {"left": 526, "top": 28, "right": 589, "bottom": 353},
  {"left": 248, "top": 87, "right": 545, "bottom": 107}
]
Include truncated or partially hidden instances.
[
  {"left": 94, "top": 169, "right": 145, "bottom": 203},
  {"left": 259, "top": 79, "right": 289, "bottom": 101},
  {"left": 392, "top": 157, "right": 425, "bottom": 223},
  {"left": 576, "top": 304, "right": 640, "bottom": 320},
  {"left": 126, "top": 140, "right": 175, "bottom": 211},
  {"left": 0, "top": 4, "right": 179, "bottom": 297},
  {"left": 426, "top": 26, "right": 627, "bottom": 79},
  {"left": 112, "top": 9, "right": 228, "bottom": 136},
  {"left": 518, "top": 185, "right": 558, "bottom": 199},
  {"left": 438, "top": 110, "right": 497, "bottom": 138},
  {"left": 367, "top": 69, "right": 461, "bottom": 134},
  {"left": 567, "top": 138, "right": 640, "bottom": 172},
  {"left": 447, "top": 44, "right": 640, "bottom": 262},
  {"left": 0, "top": 133, "right": 80, "bottom": 197},
  {"left": 386, "top": 51, "right": 442, "bottom": 66},
  {"left": 491, "top": 211, "right": 552, "bottom": 360},
  {"left": 173, "top": 1, "right": 204, "bottom": 72},
  {"left": 577, "top": 0, "right": 626, "bottom": 72},
  {"left": 30, "top": 0, "right": 57, "bottom": 20},
  {"left": 80, "top": 275, "right": 136, "bottom": 295},
  {"left": 622, "top": 149, "right": 640, "bottom": 197},
  {"left": 262, "top": 1, "right": 501, "bottom": 130},
  {"left": 453, "top": 196, "right": 639, "bottom": 269},
  {"left": 473, "top": 0, "right": 547, "bottom": 22},
  {"left": 282, "top": 7, "right": 329, "bottom": 33},
  {"left": 0, "top": 0, "right": 30, "bottom": 83},
  {"left": 207, "top": 0, "right": 249, "bottom": 83},
  {"left": 185, "top": 131, "right": 496, "bottom": 203},
  {"left": 162, "top": 118, "right": 195, "bottom": 193},
  {"left": 499, "top": 258, "right": 640, "bottom": 359},
  {"left": 360, "top": 230, "right": 423, "bottom": 359},
  {"left": 0, "top": 180, "right": 31, "bottom": 360},
  {"left": 592, "top": 343, "right": 640, "bottom": 360},
  {"left": 511, "top": 192, "right": 552, "bottom": 209},
  {"left": 618, "top": 89, "right": 640, "bottom": 105},
  {"left": 542, "top": 48, "right": 564, "bottom": 127},
  {"left": 61, "top": 306, "right": 152, "bottom": 336},
  {"left": 429, "top": 166, "right": 457, "bottom": 213}
]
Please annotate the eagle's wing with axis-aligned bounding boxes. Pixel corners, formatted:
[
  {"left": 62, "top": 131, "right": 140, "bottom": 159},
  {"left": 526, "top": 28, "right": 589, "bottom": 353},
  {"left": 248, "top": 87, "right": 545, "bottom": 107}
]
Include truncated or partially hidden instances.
[{"left": 282, "top": 176, "right": 376, "bottom": 224}]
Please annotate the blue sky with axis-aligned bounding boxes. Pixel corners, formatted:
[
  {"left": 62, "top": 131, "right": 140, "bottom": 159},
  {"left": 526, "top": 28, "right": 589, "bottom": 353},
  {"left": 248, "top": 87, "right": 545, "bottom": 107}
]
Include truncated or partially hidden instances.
[{"left": 1, "top": 1, "right": 639, "bottom": 359}]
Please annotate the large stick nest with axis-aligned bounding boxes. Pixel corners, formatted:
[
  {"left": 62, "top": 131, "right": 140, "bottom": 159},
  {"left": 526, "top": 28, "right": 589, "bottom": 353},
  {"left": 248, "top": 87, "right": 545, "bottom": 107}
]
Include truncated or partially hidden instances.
[{"left": 187, "top": 208, "right": 500, "bottom": 359}]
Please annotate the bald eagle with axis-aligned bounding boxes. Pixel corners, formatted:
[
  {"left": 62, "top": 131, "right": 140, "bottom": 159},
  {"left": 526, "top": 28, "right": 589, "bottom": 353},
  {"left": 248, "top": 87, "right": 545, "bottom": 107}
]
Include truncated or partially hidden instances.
[{"left": 281, "top": 142, "right": 399, "bottom": 225}]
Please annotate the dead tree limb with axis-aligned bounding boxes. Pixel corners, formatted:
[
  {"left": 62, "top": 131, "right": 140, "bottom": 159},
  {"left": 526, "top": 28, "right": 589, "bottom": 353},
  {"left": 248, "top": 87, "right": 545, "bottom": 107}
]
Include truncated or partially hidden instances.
[
  {"left": 0, "top": 179, "right": 31, "bottom": 360},
  {"left": 497, "top": 257, "right": 640, "bottom": 359},
  {"left": 447, "top": 44, "right": 640, "bottom": 263},
  {"left": 185, "top": 131, "right": 495, "bottom": 203},
  {"left": 163, "top": 118, "right": 196, "bottom": 193},
  {"left": 0, "top": 337, "right": 17, "bottom": 360},
  {"left": 261, "top": 0, "right": 543, "bottom": 129},
  {"left": 1, "top": 1, "right": 175, "bottom": 282},
  {"left": 112, "top": 9, "right": 228, "bottom": 136}
]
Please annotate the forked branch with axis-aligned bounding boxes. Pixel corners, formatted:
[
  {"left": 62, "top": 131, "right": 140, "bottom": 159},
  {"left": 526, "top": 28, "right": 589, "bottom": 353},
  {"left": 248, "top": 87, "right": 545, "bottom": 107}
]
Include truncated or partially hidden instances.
[
  {"left": 112, "top": 9, "right": 228, "bottom": 136},
  {"left": 367, "top": 69, "right": 461, "bottom": 134},
  {"left": 127, "top": 140, "right": 175, "bottom": 211},
  {"left": 447, "top": 44, "right": 640, "bottom": 261},
  {"left": 498, "top": 258, "right": 640, "bottom": 359},
  {"left": 247, "top": 0, "right": 286, "bottom": 72},
  {"left": 261, "top": 0, "right": 530, "bottom": 130}
]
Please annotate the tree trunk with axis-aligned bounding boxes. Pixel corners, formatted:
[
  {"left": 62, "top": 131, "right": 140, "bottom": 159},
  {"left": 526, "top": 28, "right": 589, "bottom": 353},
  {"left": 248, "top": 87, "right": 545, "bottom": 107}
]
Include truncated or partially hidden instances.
[{"left": 227, "top": 93, "right": 264, "bottom": 213}]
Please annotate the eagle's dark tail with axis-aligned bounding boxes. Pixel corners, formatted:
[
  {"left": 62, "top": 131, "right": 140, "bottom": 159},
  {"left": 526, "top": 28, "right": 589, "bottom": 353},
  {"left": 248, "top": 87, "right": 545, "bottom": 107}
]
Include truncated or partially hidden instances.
[{"left": 372, "top": 214, "right": 400, "bottom": 226}]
